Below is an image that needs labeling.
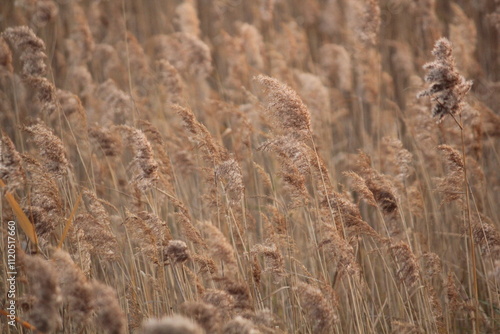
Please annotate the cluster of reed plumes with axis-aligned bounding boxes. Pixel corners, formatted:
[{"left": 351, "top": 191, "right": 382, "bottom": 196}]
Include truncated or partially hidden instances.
[{"left": 0, "top": 0, "right": 499, "bottom": 333}]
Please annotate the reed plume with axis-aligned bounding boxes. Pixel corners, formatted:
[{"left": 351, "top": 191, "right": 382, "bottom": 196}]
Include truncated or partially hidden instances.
[
  {"left": 90, "top": 281, "right": 126, "bottom": 334},
  {"left": 142, "top": 315, "right": 204, "bottom": 334},
  {"left": 20, "top": 253, "right": 62, "bottom": 333},
  {"left": 417, "top": 37, "right": 472, "bottom": 120},
  {"left": 117, "top": 125, "right": 159, "bottom": 191},
  {"left": 51, "top": 249, "right": 93, "bottom": 326},
  {"left": 0, "top": 131, "right": 25, "bottom": 190},
  {"left": 255, "top": 74, "right": 312, "bottom": 137},
  {"left": 24, "top": 122, "right": 70, "bottom": 178}
]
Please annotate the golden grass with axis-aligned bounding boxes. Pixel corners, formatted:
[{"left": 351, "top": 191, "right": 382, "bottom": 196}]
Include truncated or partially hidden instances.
[{"left": 0, "top": 1, "right": 499, "bottom": 333}]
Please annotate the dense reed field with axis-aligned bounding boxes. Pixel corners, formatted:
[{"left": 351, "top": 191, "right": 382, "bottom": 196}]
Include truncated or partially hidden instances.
[{"left": 0, "top": 0, "right": 499, "bottom": 333}]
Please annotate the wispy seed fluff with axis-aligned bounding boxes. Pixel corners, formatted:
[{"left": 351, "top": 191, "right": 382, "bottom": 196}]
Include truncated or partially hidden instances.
[
  {"left": 51, "top": 249, "right": 93, "bottom": 326},
  {"left": 116, "top": 125, "right": 159, "bottom": 191},
  {"left": 90, "top": 281, "right": 127, "bottom": 334},
  {"left": 389, "top": 241, "right": 421, "bottom": 289},
  {"left": 198, "top": 221, "right": 237, "bottom": 269},
  {"left": 255, "top": 74, "right": 312, "bottom": 136},
  {"left": 0, "top": 132, "right": 25, "bottom": 190},
  {"left": 164, "top": 239, "right": 190, "bottom": 264},
  {"left": 2, "top": 26, "right": 47, "bottom": 77},
  {"left": 24, "top": 122, "right": 70, "bottom": 178},
  {"left": 20, "top": 253, "right": 63, "bottom": 333},
  {"left": 142, "top": 315, "right": 204, "bottom": 334},
  {"left": 0, "top": 36, "right": 13, "bottom": 73},
  {"left": 435, "top": 145, "right": 464, "bottom": 204},
  {"left": 417, "top": 37, "right": 472, "bottom": 120},
  {"left": 215, "top": 158, "right": 245, "bottom": 204},
  {"left": 296, "top": 281, "right": 336, "bottom": 334}
]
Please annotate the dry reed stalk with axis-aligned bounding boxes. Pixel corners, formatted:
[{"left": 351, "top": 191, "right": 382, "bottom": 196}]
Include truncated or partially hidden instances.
[
  {"left": 317, "top": 220, "right": 360, "bottom": 276},
  {"left": 69, "top": 190, "right": 119, "bottom": 261},
  {"left": 380, "top": 137, "right": 414, "bottom": 186}
]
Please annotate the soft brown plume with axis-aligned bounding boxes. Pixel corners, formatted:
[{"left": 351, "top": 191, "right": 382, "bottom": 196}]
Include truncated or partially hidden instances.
[
  {"left": 51, "top": 249, "right": 93, "bottom": 326},
  {"left": 24, "top": 122, "right": 70, "bottom": 178},
  {"left": 417, "top": 37, "right": 472, "bottom": 120},
  {"left": 165, "top": 240, "right": 190, "bottom": 264},
  {"left": 0, "top": 131, "right": 25, "bottom": 190},
  {"left": 142, "top": 315, "right": 204, "bottom": 334},
  {"left": 117, "top": 125, "right": 159, "bottom": 191},
  {"left": 255, "top": 74, "right": 312, "bottom": 137},
  {"left": 435, "top": 145, "right": 464, "bottom": 205},
  {"left": 90, "top": 281, "right": 126, "bottom": 334},
  {"left": 389, "top": 241, "right": 421, "bottom": 289},
  {"left": 296, "top": 281, "right": 336, "bottom": 333},
  {"left": 2, "top": 26, "right": 47, "bottom": 77},
  {"left": 20, "top": 253, "right": 62, "bottom": 333},
  {"left": 181, "top": 301, "right": 221, "bottom": 333}
]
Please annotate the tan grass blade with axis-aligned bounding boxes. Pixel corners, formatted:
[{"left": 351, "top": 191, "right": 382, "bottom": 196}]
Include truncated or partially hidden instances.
[
  {"left": 0, "top": 179, "right": 38, "bottom": 246},
  {"left": 57, "top": 192, "right": 82, "bottom": 248},
  {"left": 0, "top": 309, "right": 37, "bottom": 331}
]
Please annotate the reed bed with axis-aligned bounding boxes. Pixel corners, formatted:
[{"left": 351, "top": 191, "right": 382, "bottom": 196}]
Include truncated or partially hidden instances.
[{"left": 0, "top": 0, "right": 499, "bottom": 333}]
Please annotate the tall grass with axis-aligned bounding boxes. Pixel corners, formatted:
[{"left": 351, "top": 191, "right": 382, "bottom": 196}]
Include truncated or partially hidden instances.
[{"left": 0, "top": 0, "right": 499, "bottom": 333}]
